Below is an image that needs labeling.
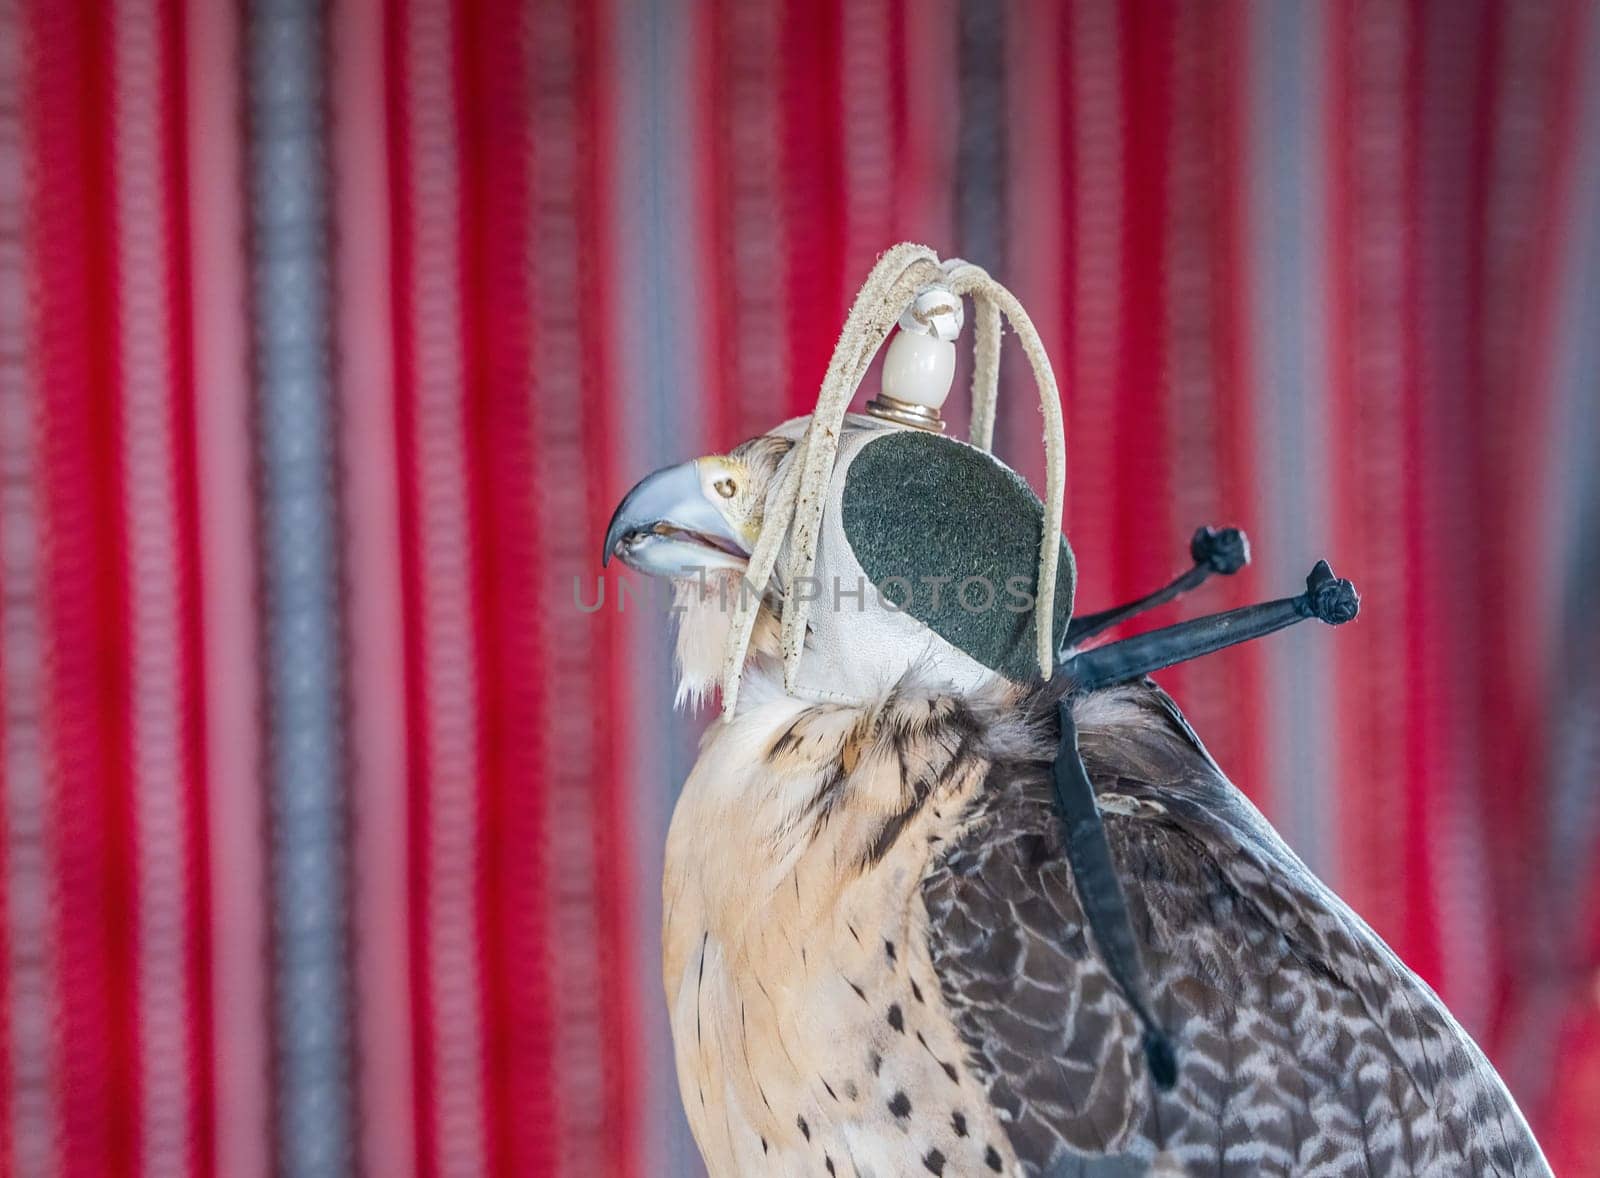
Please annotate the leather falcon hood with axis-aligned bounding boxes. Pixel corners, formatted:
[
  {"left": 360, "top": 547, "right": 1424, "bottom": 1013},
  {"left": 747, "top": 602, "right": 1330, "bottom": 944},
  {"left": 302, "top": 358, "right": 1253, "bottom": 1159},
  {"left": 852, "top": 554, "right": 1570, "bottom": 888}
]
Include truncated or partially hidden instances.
[{"left": 771, "top": 415, "right": 1076, "bottom": 706}]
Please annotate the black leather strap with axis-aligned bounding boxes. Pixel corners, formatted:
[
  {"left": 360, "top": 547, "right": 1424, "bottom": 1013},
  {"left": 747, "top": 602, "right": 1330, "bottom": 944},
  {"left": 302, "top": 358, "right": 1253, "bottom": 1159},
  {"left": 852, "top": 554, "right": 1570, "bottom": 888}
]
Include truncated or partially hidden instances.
[{"left": 1050, "top": 701, "right": 1178, "bottom": 1091}]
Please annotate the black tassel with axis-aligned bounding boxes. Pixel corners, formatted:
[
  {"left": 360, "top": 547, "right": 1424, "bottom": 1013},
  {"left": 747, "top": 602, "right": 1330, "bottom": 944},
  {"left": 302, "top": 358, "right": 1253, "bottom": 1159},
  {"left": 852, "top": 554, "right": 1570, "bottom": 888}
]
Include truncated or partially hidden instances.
[
  {"left": 1048, "top": 540, "right": 1362, "bottom": 1095},
  {"left": 1063, "top": 525, "right": 1250, "bottom": 651},
  {"left": 1064, "top": 559, "right": 1359, "bottom": 691}
]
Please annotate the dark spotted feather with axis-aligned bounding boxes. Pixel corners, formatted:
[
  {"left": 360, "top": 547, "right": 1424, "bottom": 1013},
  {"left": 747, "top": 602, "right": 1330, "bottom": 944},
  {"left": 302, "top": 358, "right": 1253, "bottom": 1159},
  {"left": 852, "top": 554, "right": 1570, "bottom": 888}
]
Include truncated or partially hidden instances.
[{"left": 922, "top": 682, "right": 1550, "bottom": 1177}]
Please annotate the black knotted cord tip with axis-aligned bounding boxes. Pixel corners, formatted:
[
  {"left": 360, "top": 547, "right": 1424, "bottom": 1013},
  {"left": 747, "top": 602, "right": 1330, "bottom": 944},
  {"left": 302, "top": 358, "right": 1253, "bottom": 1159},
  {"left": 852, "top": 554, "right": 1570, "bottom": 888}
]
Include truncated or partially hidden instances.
[
  {"left": 1063, "top": 523, "right": 1252, "bottom": 652},
  {"left": 1189, "top": 525, "right": 1250, "bottom": 576},
  {"left": 1301, "top": 559, "right": 1361, "bottom": 625},
  {"left": 1051, "top": 701, "right": 1179, "bottom": 1094}
]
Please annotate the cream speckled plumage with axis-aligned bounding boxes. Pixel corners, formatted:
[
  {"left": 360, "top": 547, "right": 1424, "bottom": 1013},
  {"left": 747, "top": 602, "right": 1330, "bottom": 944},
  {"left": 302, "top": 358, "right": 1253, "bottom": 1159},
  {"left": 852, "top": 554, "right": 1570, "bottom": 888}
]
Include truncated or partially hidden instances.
[{"left": 664, "top": 663, "right": 1006, "bottom": 1175}]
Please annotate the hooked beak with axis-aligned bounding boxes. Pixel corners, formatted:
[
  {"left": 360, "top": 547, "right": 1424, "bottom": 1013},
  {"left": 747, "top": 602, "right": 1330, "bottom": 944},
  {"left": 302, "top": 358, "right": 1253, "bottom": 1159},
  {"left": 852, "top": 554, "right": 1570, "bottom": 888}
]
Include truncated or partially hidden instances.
[{"left": 602, "top": 459, "right": 750, "bottom": 577}]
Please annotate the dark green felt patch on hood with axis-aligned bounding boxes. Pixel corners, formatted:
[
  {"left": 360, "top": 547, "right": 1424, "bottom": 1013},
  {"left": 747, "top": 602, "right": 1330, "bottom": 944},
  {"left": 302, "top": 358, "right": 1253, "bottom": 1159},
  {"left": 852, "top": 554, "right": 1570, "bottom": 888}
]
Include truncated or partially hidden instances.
[{"left": 840, "top": 430, "right": 1075, "bottom": 681}]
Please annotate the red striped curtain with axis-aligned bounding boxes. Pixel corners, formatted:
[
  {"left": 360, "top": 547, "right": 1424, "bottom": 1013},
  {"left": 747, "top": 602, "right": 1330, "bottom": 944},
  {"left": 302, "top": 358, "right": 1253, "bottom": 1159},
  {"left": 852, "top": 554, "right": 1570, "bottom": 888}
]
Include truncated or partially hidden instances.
[{"left": 0, "top": 2, "right": 1597, "bottom": 1176}]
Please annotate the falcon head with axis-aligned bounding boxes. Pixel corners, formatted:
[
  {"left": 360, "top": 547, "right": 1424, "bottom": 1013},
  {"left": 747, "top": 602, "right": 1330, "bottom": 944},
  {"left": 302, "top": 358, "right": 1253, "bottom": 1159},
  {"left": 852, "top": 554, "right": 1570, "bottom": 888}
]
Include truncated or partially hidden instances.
[
  {"left": 604, "top": 416, "right": 1075, "bottom": 711},
  {"left": 603, "top": 431, "right": 795, "bottom": 580},
  {"left": 603, "top": 428, "right": 798, "bottom": 705}
]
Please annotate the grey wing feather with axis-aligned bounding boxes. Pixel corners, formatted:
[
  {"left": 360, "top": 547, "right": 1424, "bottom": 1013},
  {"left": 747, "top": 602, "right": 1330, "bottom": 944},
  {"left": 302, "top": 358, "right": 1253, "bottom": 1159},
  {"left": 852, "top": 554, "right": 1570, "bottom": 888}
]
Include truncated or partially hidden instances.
[{"left": 921, "top": 683, "right": 1550, "bottom": 1177}]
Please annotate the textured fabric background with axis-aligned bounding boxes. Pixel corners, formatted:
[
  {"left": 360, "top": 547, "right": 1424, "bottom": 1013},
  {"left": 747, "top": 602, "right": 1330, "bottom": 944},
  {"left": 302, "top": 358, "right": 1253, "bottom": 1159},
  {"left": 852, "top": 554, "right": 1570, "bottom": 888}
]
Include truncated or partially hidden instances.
[{"left": 0, "top": 1, "right": 1597, "bottom": 1176}]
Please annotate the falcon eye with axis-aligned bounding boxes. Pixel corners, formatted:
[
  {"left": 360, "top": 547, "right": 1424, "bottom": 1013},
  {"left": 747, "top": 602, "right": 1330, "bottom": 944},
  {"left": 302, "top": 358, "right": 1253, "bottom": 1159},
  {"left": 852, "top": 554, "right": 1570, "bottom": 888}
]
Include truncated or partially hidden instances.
[{"left": 713, "top": 477, "right": 737, "bottom": 499}]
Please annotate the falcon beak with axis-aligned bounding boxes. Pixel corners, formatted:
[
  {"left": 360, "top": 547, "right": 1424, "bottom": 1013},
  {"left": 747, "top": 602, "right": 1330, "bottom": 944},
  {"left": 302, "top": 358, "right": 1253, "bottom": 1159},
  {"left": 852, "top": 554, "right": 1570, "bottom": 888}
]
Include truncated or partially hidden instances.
[{"left": 602, "top": 459, "right": 750, "bottom": 577}]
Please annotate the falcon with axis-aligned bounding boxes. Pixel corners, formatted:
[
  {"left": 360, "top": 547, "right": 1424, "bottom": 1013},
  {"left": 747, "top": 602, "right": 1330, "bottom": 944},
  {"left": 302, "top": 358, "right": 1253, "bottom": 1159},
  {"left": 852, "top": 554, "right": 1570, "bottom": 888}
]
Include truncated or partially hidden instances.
[{"left": 603, "top": 247, "right": 1550, "bottom": 1176}]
